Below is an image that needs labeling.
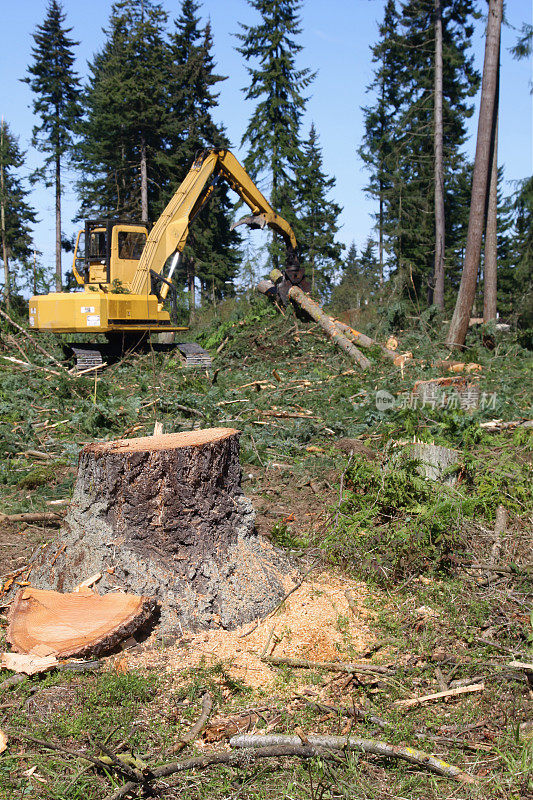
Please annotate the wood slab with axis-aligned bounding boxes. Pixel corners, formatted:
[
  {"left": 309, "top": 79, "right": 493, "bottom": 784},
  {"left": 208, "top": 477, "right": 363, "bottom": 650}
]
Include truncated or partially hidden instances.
[{"left": 7, "top": 586, "right": 156, "bottom": 658}]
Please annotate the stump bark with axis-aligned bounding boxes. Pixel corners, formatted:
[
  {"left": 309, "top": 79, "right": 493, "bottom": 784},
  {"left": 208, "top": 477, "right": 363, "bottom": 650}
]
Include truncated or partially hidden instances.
[{"left": 28, "top": 428, "right": 297, "bottom": 631}]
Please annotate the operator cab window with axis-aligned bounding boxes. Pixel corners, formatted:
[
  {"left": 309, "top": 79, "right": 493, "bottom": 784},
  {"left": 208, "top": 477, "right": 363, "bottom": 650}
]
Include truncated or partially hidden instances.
[
  {"left": 89, "top": 231, "right": 107, "bottom": 260},
  {"left": 118, "top": 231, "right": 146, "bottom": 260}
]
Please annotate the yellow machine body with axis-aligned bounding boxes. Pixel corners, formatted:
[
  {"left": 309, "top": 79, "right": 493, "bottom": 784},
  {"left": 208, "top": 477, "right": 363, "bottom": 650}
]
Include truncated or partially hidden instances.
[
  {"left": 28, "top": 287, "right": 179, "bottom": 334},
  {"left": 29, "top": 150, "right": 300, "bottom": 338}
]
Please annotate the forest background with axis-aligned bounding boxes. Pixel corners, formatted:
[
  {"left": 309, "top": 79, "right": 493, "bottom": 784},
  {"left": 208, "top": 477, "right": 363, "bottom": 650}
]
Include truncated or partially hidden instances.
[{"left": 0, "top": 0, "right": 531, "bottom": 324}]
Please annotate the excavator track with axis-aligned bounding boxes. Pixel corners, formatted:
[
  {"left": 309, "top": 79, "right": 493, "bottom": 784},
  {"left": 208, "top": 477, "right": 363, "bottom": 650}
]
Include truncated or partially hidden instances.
[
  {"left": 67, "top": 341, "right": 211, "bottom": 371},
  {"left": 70, "top": 347, "right": 105, "bottom": 373},
  {"left": 175, "top": 343, "right": 212, "bottom": 368}
]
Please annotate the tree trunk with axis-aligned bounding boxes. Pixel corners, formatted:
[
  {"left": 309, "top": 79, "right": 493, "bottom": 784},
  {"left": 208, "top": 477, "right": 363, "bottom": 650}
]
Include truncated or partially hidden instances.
[
  {"left": 55, "top": 150, "right": 62, "bottom": 292},
  {"left": 25, "top": 429, "right": 297, "bottom": 631},
  {"left": 140, "top": 137, "right": 148, "bottom": 223},
  {"left": 378, "top": 191, "right": 384, "bottom": 289},
  {"left": 0, "top": 119, "right": 9, "bottom": 308},
  {"left": 483, "top": 46, "right": 500, "bottom": 322},
  {"left": 187, "top": 257, "right": 196, "bottom": 322},
  {"left": 433, "top": 0, "right": 445, "bottom": 309},
  {"left": 446, "top": 0, "right": 503, "bottom": 347},
  {"left": 288, "top": 285, "right": 371, "bottom": 368}
]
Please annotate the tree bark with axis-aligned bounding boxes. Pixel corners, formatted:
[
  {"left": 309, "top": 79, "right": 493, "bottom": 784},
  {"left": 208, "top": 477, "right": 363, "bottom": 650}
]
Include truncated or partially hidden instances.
[
  {"left": 26, "top": 429, "right": 297, "bottom": 631},
  {"left": 446, "top": 0, "right": 503, "bottom": 347},
  {"left": 140, "top": 137, "right": 148, "bottom": 223},
  {"left": 1, "top": 118, "right": 10, "bottom": 307},
  {"left": 483, "top": 45, "right": 500, "bottom": 322},
  {"left": 433, "top": 0, "right": 445, "bottom": 309},
  {"left": 55, "top": 150, "right": 62, "bottom": 292}
]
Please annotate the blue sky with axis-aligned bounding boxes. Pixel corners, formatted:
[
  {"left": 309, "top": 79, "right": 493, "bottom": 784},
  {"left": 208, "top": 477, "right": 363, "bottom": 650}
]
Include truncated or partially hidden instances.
[{"left": 2, "top": 0, "right": 532, "bottom": 277}]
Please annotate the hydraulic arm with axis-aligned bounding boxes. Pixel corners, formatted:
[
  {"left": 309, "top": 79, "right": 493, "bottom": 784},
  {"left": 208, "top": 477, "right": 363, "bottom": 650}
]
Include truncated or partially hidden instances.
[{"left": 131, "top": 149, "right": 305, "bottom": 304}]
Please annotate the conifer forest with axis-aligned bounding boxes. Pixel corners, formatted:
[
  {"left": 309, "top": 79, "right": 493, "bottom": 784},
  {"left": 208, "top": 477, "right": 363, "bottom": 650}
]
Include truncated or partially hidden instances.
[{"left": 0, "top": 2, "right": 532, "bottom": 800}]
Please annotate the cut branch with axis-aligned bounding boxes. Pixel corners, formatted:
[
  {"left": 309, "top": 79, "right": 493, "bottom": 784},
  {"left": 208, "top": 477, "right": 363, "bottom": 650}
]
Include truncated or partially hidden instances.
[
  {"left": 262, "top": 655, "right": 392, "bottom": 675},
  {"left": 229, "top": 734, "right": 476, "bottom": 784}
]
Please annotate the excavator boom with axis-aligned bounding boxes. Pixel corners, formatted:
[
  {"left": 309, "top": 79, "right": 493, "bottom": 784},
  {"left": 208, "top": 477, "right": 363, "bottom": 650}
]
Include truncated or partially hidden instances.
[{"left": 131, "top": 149, "right": 300, "bottom": 302}]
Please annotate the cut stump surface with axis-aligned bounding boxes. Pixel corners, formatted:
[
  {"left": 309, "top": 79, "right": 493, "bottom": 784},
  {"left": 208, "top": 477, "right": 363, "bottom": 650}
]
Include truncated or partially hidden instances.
[
  {"left": 7, "top": 586, "right": 156, "bottom": 658},
  {"left": 27, "top": 428, "right": 297, "bottom": 631}
]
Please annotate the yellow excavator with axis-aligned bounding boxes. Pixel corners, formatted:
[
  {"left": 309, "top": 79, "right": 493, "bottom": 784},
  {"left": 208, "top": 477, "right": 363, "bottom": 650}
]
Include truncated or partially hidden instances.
[{"left": 28, "top": 149, "right": 309, "bottom": 369}]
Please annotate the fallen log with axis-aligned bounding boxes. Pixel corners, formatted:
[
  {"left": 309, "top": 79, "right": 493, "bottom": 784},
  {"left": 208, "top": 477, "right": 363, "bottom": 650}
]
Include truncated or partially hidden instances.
[
  {"left": 287, "top": 286, "right": 371, "bottom": 369},
  {"left": 229, "top": 734, "right": 476, "bottom": 784},
  {"left": 479, "top": 419, "right": 533, "bottom": 432},
  {"left": 395, "top": 682, "right": 484, "bottom": 708},
  {"left": 332, "top": 320, "right": 399, "bottom": 361}
]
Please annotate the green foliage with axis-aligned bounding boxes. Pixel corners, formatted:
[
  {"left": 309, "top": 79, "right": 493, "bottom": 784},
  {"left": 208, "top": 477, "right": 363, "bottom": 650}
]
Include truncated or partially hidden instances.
[
  {"left": 236, "top": 0, "right": 315, "bottom": 268},
  {"left": 294, "top": 123, "right": 343, "bottom": 297},
  {"left": 76, "top": 0, "right": 169, "bottom": 220},
  {"left": 359, "top": 0, "right": 480, "bottom": 302},
  {"left": 0, "top": 121, "right": 38, "bottom": 297},
  {"left": 167, "top": 1, "right": 240, "bottom": 299},
  {"left": 321, "top": 419, "right": 532, "bottom": 584},
  {"left": 23, "top": 0, "right": 81, "bottom": 177}
]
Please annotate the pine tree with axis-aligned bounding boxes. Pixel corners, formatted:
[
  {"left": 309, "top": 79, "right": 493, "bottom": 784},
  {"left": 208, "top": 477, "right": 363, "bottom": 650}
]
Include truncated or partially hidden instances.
[
  {"left": 236, "top": 0, "right": 315, "bottom": 268},
  {"left": 360, "top": 0, "right": 479, "bottom": 304},
  {"left": 76, "top": 0, "right": 169, "bottom": 222},
  {"left": 0, "top": 122, "right": 37, "bottom": 306},
  {"left": 167, "top": 2, "right": 239, "bottom": 312},
  {"left": 358, "top": 0, "right": 402, "bottom": 285},
  {"left": 23, "top": 0, "right": 80, "bottom": 291},
  {"left": 295, "top": 123, "right": 343, "bottom": 296}
]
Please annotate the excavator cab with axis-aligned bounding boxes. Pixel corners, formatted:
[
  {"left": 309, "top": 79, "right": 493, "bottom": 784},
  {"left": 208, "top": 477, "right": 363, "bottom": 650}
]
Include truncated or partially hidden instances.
[{"left": 72, "top": 220, "right": 149, "bottom": 289}]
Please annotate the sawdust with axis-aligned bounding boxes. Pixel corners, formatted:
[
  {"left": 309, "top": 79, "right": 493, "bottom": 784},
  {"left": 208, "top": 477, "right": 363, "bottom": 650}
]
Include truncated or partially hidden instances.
[{"left": 126, "top": 571, "right": 378, "bottom": 689}]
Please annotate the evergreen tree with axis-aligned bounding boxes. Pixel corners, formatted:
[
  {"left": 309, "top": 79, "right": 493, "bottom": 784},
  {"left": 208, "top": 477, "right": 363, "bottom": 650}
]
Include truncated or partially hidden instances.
[
  {"left": 295, "top": 123, "right": 343, "bottom": 296},
  {"left": 360, "top": 0, "right": 479, "bottom": 305},
  {"left": 167, "top": 2, "right": 239, "bottom": 310},
  {"left": 358, "top": 0, "right": 402, "bottom": 284},
  {"left": 23, "top": 0, "right": 80, "bottom": 291},
  {"left": 236, "top": 0, "right": 315, "bottom": 267},
  {"left": 0, "top": 122, "right": 37, "bottom": 306},
  {"left": 331, "top": 239, "right": 381, "bottom": 312},
  {"left": 76, "top": 0, "right": 169, "bottom": 222}
]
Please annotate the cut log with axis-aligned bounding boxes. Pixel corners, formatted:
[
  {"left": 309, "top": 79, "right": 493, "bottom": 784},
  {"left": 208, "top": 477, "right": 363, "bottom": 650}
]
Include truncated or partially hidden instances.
[
  {"left": 287, "top": 286, "right": 371, "bottom": 368},
  {"left": 7, "top": 586, "right": 155, "bottom": 659},
  {"left": 332, "top": 320, "right": 399, "bottom": 361},
  {"left": 25, "top": 428, "right": 297, "bottom": 631}
]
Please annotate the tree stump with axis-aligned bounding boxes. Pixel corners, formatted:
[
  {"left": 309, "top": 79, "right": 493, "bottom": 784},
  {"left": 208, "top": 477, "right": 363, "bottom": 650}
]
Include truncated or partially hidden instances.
[{"left": 28, "top": 428, "right": 297, "bottom": 631}]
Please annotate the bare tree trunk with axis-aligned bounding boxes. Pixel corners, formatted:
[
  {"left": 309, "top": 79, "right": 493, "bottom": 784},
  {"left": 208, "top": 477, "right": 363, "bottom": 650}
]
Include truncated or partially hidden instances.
[
  {"left": 140, "top": 137, "right": 148, "bottom": 223},
  {"left": 379, "top": 191, "right": 384, "bottom": 289},
  {"left": 187, "top": 258, "right": 196, "bottom": 323},
  {"left": 55, "top": 151, "right": 62, "bottom": 292},
  {"left": 483, "top": 118, "right": 498, "bottom": 321},
  {"left": 483, "top": 45, "right": 500, "bottom": 322},
  {"left": 433, "top": 0, "right": 445, "bottom": 309},
  {"left": 0, "top": 119, "right": 9, "bottom": 308},
  {"left": 446, "top": 0, "right": 503, "bottom": 347}
]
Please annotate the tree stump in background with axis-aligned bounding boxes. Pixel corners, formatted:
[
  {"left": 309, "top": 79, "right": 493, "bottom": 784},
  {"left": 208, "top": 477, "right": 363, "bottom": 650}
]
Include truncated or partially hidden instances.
[{"left": 28, "top": 428, "right": 297, "bottom": 631}]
